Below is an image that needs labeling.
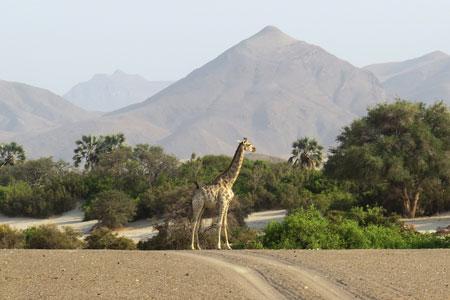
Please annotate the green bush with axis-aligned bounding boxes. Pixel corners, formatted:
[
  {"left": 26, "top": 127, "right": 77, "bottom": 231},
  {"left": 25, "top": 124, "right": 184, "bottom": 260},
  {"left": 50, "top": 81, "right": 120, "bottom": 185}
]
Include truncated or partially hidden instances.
[
  {"left": 138, "top": 220, "right": 192, "bottom": 250},
  {"left": 262, "top": 206, "right": 449, "bottom": 249},
  {"left": 23, "top": 224, "right": 84, "bottom": 249},
  {"left": 364, "top": 225, "right": 407, "bottom": 249},
  {"left": 0, "top": 179, "right": 78, "bottom": 218},
  {"left": 0, "top": 224, "right": 24, "bottom": 248},
  {"left": 331, "top": 219, "right": 369, "bottom": 249},
  {"left": 85, "top": 227, "right": 136, "bottom": 250},
  {"left": 89, "top": 190, "right": 136, "bottom": 228},
  {"left": 262, "top": 207, "right": 341, "bottom": 249}
]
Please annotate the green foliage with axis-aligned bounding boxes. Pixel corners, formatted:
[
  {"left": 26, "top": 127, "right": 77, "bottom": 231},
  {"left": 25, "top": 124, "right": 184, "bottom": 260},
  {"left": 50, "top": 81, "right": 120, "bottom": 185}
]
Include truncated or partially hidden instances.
[
  {"left": 0, "top": 142, "right": 25, "bottom": 167},
  {"left": 0, "top": 159, "right": 83, "bottom": 217},
  {"left": 23, "top": 224, "right": 84, "bottom": 249},
  {"left": 89, "top": 190, "right": 137, "bottom": 228},
  {"left": 288, "top": 137, "right": 324, "bottom": 169},
  {"left": 262, "top": 207, "right": 341, "bottom": 249},
  {"left": 137, "top": 220, "right": 192, "bottom": 250},
  {"left": 73, "top": 133, "right": 125, "bottom": 170},
  {"left": 85, "top": 227, "right": 136, "bottom": 250},
  {"left": 0, "top": 224, "right": 24, "bottom": 249},
  {"left": 325, "top": 100, "right": 450, "bottom": 217},
  {"left": 262, "top": 206, "right": 449, "bottom": 249}
]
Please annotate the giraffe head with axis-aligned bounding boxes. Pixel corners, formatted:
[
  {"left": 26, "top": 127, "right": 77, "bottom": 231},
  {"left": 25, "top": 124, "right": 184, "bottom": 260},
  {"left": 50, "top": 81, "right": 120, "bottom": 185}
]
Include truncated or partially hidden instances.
[{"left": 240, "top": 137, "right": 256, "bottom": 152}]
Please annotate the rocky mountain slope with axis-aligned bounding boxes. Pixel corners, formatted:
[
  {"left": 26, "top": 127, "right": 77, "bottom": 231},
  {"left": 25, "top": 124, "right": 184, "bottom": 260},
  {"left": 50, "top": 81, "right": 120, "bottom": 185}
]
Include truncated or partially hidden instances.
[
  {"left": 364, "top": 51, "right": 450, "bottom": 104},
  {"left": 0, "top": 80, "right": 95, "bottom": 140},
  {"left": 64, "top": 70, "right": 172, "bottom": 112},
  {"left": 7, "top": 26, "right": 387, "bottom": 159}
]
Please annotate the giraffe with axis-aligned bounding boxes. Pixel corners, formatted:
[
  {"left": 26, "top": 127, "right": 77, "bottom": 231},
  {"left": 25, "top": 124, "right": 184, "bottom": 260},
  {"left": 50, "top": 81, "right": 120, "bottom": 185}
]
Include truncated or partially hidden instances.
[{"left": 190, "top": 138, "right": 256, "bottom": 250}]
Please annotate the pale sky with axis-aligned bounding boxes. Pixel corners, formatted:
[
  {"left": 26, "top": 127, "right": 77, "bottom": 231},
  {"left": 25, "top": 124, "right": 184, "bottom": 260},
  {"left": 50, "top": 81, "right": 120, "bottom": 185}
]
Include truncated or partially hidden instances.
[{"left": 1, "top": 0, "right": 450, "bottom": 95}]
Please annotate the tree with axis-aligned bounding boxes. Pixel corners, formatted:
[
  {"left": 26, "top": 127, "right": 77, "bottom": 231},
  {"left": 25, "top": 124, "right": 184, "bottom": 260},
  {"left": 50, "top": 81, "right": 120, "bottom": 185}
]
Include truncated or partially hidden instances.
[
  {"left": 90, "top": 190, "right": 136, "bottom": 228},
  {"left": 325, "top": 100, "right": 450, "bottom": 218},
  {"left": 288, "top": 137, "right": 323, "bottom": 170},
  {"left": 0, "top": 142, "right": 25, "bottom": 167},
  {"left": 132, "top": 144, "right": 178, "bottom": 185},
  {"left": 73, "top": 133, "right": 125, "bottom": 170}
]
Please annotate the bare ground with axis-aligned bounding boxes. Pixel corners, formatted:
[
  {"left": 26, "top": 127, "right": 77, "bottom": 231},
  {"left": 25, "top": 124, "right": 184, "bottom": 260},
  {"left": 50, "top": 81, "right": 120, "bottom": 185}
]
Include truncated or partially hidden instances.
[{"left": 1, "top": 249, "right": 448, "bottom": 300}]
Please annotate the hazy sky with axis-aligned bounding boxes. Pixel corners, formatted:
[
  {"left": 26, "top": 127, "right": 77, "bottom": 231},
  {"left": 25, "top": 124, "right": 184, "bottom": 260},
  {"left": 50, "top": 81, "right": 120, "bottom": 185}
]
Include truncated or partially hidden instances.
[{"left": 1, "top": 0, "right": 450, "bottom": 94}]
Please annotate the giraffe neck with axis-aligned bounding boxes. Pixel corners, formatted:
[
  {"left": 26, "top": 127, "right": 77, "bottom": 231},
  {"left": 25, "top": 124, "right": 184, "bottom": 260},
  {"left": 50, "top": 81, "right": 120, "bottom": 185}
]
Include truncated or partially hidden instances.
[{"left": 215, "top": 143, "right": 245, "bottom": 187}]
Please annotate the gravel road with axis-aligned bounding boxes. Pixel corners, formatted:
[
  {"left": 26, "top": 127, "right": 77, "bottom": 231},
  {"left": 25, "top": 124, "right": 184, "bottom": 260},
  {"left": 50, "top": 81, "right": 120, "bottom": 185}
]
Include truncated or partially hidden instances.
[{"left": 0, "top": 249, "right": 448, "bottom": 299}]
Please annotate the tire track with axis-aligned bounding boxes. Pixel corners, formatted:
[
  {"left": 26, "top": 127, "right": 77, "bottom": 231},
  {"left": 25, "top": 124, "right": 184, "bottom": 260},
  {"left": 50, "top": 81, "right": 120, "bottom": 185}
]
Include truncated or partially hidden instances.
[
  {"left": 174, "top": 252, "right": 285, "bottom": 300},
  {"left": 178, "top": 251, "right": 357, "bottom": 300}
]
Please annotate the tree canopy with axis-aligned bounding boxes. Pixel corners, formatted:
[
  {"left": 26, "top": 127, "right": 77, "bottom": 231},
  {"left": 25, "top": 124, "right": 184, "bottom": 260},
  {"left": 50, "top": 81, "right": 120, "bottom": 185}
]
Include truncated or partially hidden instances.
[{"left": 325, "top": 100, "right": 450, "bottom": 217}]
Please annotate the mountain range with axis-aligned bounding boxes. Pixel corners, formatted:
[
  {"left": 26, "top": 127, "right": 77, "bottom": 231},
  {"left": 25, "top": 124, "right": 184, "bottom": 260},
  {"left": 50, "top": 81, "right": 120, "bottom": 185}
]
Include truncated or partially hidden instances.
[
  {"left": 364, "top": 51, "right": 450, "bottom": 104},
  {"left": 2, "top": 26, "right": 450, "bottom": 160},
  {"left": 0, "top": 80, "right": 96, "bottom": 141},
  {"left": 64, "top": 70, "right": 173, "bottom": 112}
]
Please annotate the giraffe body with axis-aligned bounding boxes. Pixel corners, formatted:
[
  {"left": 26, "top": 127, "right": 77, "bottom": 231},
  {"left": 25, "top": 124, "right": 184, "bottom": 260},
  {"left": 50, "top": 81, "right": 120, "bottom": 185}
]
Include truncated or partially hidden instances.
[{"left": 191, "top": 138, "right": 255, "bottom": 250}]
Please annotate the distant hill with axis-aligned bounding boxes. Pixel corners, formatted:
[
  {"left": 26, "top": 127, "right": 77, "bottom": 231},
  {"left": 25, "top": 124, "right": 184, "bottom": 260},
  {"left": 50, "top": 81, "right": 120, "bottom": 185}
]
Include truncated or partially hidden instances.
[
  {"left": 0, "top": 80, "right": 95, "bottom": 141},
  {"left": 364, "top": 51, "right": 450, "bottom": 104},
  {"left": 64, "top": 70, "right": 173, "bottom": 112},
  {"left": 8, "top": 26, "right": 387, "bottom": 160}
]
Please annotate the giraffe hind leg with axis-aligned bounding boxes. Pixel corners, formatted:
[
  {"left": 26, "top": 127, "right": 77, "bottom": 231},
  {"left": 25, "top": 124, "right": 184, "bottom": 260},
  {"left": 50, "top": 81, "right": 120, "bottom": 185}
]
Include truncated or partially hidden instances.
[
  {"left": 195, "top": 206, "right": 205, "bottom": 250},
  {"left": 191, "top": 195, "right": 204, "bottom": 250}
]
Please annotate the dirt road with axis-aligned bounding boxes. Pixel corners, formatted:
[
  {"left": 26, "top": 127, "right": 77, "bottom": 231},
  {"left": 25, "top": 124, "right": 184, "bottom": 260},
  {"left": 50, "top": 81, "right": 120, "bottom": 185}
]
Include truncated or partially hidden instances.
[{"left": 0, "top": 249, "right": 448, "bottom": 299}]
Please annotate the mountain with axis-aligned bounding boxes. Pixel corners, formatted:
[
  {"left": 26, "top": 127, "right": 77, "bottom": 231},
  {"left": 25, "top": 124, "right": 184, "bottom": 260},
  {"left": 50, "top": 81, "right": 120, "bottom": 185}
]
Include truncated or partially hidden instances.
[
  {"left": 364, "top": 51, "right": 450, "bottom": 104},
  {"left": 107, "top": 26, "right": 386, "bottom": 157},
  {"left": 11, "top": 26, "right": 386, "bottom": 159},
  {"left": 0, "top": 80, "right": 95, "bottom": 141},
  {"left": 64, "top": 70, "right": 173, "bottom": 112}
]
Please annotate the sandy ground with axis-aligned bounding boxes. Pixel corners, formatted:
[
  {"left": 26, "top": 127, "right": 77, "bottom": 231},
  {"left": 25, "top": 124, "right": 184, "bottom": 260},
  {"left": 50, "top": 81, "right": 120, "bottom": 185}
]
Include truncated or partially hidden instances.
[
  {"left": 0, "top": 249, "right": 448, "bottom": 299},
  {"left": 402, "top": 214, "right": 450, "bottom": 232}
]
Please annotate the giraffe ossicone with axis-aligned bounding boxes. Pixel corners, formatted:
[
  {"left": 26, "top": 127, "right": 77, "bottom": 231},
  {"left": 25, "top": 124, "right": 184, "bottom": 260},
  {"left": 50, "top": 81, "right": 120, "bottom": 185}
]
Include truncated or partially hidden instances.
[{"left": 190, "top": 138, "right": 256, "bottom": 250}]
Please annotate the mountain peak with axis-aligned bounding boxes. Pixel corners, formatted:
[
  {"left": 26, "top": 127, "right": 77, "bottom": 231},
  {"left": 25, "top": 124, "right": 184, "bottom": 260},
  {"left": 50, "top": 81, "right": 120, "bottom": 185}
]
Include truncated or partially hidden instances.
[
  {"left": 244, "top": 25, "right": 297, "bottom": 48},
  {"left": 259, "top": 25, "right": 283, "bottom": 34}
]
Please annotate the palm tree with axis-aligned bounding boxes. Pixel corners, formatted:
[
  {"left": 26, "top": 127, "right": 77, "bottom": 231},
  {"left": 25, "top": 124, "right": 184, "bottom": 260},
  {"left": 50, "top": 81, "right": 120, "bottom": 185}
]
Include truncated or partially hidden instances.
[
  {"left": 73, "top": 135, "right": 101, "bottom": 170},
  {"left": 288, "top": 137, "right": 323, "bottom": 170},
  {"left": 73, "top": 133, "right": 125, "bottom": 170},
  {"left": 0, "top": 142, "right": 26, "bottom": 167}
]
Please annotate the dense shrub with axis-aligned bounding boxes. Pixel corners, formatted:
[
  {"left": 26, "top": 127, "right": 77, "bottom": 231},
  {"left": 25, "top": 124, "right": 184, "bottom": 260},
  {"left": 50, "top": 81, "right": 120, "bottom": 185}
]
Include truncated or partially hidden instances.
[
  {"left": 138, "top": 219, "right": 192, "bottom": 250},
  {"left": 85, "top": 227, "right": 136, "bottom": 250},
  {"left": 89, "top": 190, "right": 136, "bottom": 228},
  {"left": 0, "top": 224, "right": 24, "bottom": 248},
  {"left": 23, "top": 224, "right": 84, "bottom": 249},
  {"left": 0, "top": 180, "right": 77, "bottom": 218},
  {"left": 262, "top": 206, "right": 450, "bottom": 249},
  {"left": 262, "top": 207, "right": 341, "bottom": 249}
]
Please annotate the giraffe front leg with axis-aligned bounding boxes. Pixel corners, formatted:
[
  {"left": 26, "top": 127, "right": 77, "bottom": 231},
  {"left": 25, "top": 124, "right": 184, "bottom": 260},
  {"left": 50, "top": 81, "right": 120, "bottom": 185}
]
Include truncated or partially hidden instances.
[
  {"left": 216, "top": 202, "right": 225, "bottom": 250},
  {"left": 223, "top": 203, "right": 232, "bottom": 250}
]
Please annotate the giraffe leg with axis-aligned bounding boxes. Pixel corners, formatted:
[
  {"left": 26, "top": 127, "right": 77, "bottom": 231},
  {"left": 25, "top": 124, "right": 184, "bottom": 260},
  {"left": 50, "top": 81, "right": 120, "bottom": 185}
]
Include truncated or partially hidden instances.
[
  {"left": 216, "top": 202, "right": 225, "bottom": 250},
  {"left": 223, "top": 202, "right": 232, "bottom": 250},
  {"left": 195, "top": 206, "right": 205, "bottom": 250},
  {"left": 191, "top": 195, "right": 204, "bottom": 250}
]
